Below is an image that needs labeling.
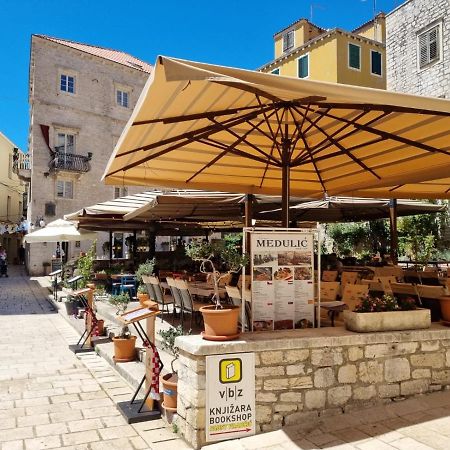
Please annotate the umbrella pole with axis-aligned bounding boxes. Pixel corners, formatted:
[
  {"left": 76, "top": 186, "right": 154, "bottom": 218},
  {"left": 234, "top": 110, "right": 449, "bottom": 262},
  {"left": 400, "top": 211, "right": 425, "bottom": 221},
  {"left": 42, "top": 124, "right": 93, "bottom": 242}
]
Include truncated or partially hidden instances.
[
  {"left": 281, "top": 161, "right": 290, "bottom": 228},
  {"left": 389, "top": 199, "right": 398, "bottom": 264}
]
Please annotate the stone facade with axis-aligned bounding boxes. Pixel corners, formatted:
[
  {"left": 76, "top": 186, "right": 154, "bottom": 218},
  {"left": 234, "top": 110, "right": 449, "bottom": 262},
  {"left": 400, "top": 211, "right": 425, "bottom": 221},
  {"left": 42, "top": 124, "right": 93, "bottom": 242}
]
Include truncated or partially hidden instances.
[
  {"left": 386, "top": 0, "right": 450, "bottom": 97},
  {"left": 176, "top": 326, "right": 450, "bottom": 449},
  {"left": 27, "top": 35, "right": 151, "bottom": 274}
]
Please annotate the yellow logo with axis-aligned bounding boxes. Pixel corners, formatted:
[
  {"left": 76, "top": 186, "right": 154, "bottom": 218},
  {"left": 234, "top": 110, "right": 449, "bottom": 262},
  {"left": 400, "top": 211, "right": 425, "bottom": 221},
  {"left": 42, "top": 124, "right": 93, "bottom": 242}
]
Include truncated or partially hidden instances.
[{"left": 219, "top": 358, "right": 242, "bottom": 383}]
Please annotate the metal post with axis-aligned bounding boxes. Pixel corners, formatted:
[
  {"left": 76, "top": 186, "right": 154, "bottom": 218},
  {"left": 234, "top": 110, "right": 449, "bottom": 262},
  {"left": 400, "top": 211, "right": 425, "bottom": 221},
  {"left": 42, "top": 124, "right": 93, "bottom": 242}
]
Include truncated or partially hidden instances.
[
  {"left": 109, "top": 231, "right": 113, "bottom": 261},
  {"left": 281, "top": 139, "right": 291, "bottom": 228},
  {"left": 389, "top": 199, "right": 398, "bottom": 264}
]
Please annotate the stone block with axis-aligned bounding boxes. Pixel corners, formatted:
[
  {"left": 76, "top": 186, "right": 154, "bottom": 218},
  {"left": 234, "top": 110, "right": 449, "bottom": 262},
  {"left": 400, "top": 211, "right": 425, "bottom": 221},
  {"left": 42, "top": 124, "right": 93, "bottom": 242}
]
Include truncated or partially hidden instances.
[
  {"left": 264, "top": 378, "right": 289, "bottom": 391},
  {"left": 400, "top": 379, "right": 430, "bottom": 396},
  {"left": 256, "top": 366, "right": 285, "bottom": 378},
  {"left": 260, "top": 351, "right": 284, "bottom": 365},
  {"left": 412, "top": 369, "right": 431, "bottom": 379},
  {"left": 446, "top": 350, "right": 450, "bottom": 367},
  {"left": 256, "top": 405, "right": 272, "bottom": 424},
  {"left": 378, "top": 384, "right": 400, "bottom": 398},
  {"left": 285, "top": 349, "right": 310, "bottom": 363},
  {"left": 348, "top": 347, "right": 363, "bottom": 362},
  {"left": 432, "top": 370, "right": 450, "bottom": 384},
  {"left": 284, "top": 410, "right": 320, "bottom": 427},
  {"left": 338, "top": 365, "right": 357, "bottom": 384},
  {"left": 411, "top": 353, "right": 444, "bottom": 369},
  {"left": 314, "top": 368, "right": 335, "bottom": 388},
  {"left": 289, "top": 376, "right": 313, "bottom": 389},
  {"left": 359, "top": 361, "right": 383, "bottom": 384},
  {"left": 353, "top": 385, "right": 376, "bottom": 401},
  {"left": 328, "top": 386, "right": 352, "bottom": 406},
  {"left": 286, "top": 364, "right": 306, "bottom": 376},
  {"left": 311, "top": 348, "right": 343, "bottom": 367},
  {"left": 256, "top": 391, "right": 277, "bottom": 403},
  {"left": 422, "top": 341, "right": 440, "bottom": 352},
  {"left": 305, "top": 390, "right": 326, "bottom": 410},
  {"left": 280, "top": 392, "right": 303, "bottom": 403},
  {"left": 384, "top": 358, "right": 410, "bottom": 382},
  {"left": 274, "top": 403, "right": 298, "bottom": 413},
  {"left": 365, "top": 342, "right": 418, "bottom": 358}
]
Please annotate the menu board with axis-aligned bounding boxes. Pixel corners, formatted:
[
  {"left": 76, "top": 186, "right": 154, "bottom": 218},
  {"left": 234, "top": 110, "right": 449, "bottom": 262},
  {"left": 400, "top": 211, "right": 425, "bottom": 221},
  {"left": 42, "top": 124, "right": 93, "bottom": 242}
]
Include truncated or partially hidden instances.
[{"left": 251, "top": 232, "right": 314, "bottom": 331}]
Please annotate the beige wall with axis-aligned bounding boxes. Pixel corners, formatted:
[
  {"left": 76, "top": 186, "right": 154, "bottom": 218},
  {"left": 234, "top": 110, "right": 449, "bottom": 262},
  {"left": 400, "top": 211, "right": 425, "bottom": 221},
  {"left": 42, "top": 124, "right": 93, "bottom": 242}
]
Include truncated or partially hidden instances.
[{"left": 28, "top": 36, "right": 150, "bottom": 274}]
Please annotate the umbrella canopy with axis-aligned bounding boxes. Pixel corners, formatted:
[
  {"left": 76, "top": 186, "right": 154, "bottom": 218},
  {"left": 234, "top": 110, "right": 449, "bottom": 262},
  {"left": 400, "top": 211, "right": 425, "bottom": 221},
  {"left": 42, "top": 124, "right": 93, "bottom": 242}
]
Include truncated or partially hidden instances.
[
  {"left": 261, "top": 197, "right": 447, "bottom": 223},
  {"left": 24, "top": 219, "right": 97, "bottom": 243},
  {"left": 103, "top": 57, "right": 450, "bottom": 226}
]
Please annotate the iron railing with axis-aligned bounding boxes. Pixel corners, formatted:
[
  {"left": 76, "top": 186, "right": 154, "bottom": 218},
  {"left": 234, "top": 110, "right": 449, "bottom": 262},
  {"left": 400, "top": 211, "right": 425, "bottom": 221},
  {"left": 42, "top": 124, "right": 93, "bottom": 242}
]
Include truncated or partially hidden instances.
[
  {"left": 12, "top": 149, "right": 30, "bottom": 171},
  {"left": 49, "top": 146, "right": 91, "bottom": 173}
]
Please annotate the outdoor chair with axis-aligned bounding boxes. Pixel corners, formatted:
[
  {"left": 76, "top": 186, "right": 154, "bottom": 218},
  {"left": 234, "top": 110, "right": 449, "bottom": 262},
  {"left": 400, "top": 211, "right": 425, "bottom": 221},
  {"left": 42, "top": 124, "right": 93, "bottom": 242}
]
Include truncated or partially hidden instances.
[
  {"left": 322, "top": 270, "right": 338, "bottom": 282},
  {"left": 149, "top": 276, "right": 173, "bottom": 318},
  {"left": 318, "top": 281, "right": 342, "bottom": 327},
  {"left": 390, "top": 282, "right": 420, "bottom": 305},
  {"left": 341, "top": 271, "right": 359, "bottom": 285},
  {"left": 166, "top": 277, "right": 183, "bottom": 325},
  {"left": 419, "top": 271, "right": 441, "bottom": 286},
  {"left": 320, "top": 282, "right": 340, "bottom": 302},
  {"left": 225, "top": 285, "right": 250, "bottom": 331},
  {"left": 416, "top": 285, "right": 446, "bottom": 322},
  {"left": 342, "top": 283, "right": 369, "bottom": 312},
  {"left": 403, "top": 270, "right": 421, "bottom": 285},
  {"left": 373, "top": 266, "right": 404, "bottom": 280},
  {"left": 237, "top": 274, "right": 252, "bottom": 290},
  {"left": 119, "top": 275, "right": 137, "bottom": 299},
  {"left": 141, "top": 275, "right": 157, "bottom": 302},
  {"left": 175, "top": 279, "right": 203, "bottom": 331},
  {"left": 377, "top": 276, "right": 397, "bottom": 295}
]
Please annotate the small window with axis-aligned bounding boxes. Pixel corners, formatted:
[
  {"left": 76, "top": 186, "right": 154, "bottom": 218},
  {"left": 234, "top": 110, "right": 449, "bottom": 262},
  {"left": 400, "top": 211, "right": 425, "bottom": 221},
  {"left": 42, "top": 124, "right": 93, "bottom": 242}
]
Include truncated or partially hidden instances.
[
  {"left": 282, "top": 30, "right": 294, "bottom": 53},
  {"left": 371, "top": 50, "right": 382, "bottom": 76},
  {"left": 418, "top": 24, "right": 441, "bottom": 69},
  {"left": 56, "top": 133, "right": 76, "bottom": 154},
  {"left": 114, "top": 187, "right": 128, "bottom": 199},
  {"left": 117, "top": 90, "right": 129, "bottom": 108},
  {"left": 271, "top": 68, "right": 280, "bottom": 75},
  {"left": 60, "top": 74, "right": 75, "bottom": 94},
  {"left": 45, "top": 202, "right": 56, "bottom": 216},
  {"left": 56, "top": 180, "right": 73, "bottom": 199},
  {"left": 298, "top": 54, "right": 309, "bottom": 79},
  {"left": 348, "top": 43, "right": 361, "bottom": 70}
]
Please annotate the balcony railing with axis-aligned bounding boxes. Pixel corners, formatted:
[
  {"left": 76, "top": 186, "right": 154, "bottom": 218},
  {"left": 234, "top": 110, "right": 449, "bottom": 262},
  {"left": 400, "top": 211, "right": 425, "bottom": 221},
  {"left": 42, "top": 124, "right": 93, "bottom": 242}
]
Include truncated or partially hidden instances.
[
  {"left": 49, "top": 147, "right": 91, "bottom": 173},
  {"left": 12, "top": 149, "right": 30, "bottom": 171}
]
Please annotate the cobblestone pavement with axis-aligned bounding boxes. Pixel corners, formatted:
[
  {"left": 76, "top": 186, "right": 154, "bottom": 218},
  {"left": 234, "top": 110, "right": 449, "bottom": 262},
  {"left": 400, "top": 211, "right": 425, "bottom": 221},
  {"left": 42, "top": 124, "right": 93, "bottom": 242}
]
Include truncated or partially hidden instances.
[{"left": 0, "top": 266, "right": 188, "bottom": 450}]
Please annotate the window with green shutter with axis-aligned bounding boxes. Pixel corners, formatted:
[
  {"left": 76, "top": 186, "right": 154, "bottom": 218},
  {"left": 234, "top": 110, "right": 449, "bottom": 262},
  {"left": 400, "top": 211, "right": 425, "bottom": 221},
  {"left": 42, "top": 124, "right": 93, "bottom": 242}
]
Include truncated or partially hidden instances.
[
  {"left": 418, "top": 24, "right": 441, "bottom": 69},
  {"left": 298, "top": 54, "right": 309, "bottom": 79},
  {"left": 271, "top": 68, "right": 280, "bottom": 75},
  {"left": 371, "top": 50, "right": 382, "bottom": 76},
  {"left": 348, "top": 43, "right": 361, "bottom": 70}
]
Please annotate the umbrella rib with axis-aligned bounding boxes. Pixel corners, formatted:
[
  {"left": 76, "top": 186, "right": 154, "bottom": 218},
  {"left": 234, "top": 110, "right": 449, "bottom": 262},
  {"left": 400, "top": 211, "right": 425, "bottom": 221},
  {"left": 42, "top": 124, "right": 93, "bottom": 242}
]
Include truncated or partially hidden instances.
[
  {"left": 255, "top": 95, "right": 282, "bottom": 159},
  {"left": 292, "top": 105, "right": 382, "bottom": 180},
  {"left": 319, "top": 110, "right": 450, "bottom": 156},
  {"left": 299, "top": 132, "right": 327, "bottom": 193}
]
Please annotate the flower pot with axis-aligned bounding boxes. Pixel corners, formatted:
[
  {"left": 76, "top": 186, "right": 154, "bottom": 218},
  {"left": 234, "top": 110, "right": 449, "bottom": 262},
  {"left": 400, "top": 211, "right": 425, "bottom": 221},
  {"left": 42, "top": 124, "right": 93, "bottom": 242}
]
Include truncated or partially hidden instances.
[
  {"left": 200, "top": 305, "right": 240, "bottom": 340},
  {"left": 343, "top": 309, "right": 431, "bottom": 333},
  {"left": 112, "top": 335, "right": 137, "bottom": 362},
  {"left": 137, "top": 293, "right": 150, "bottom": 306},
  {"left": 161, "top": 373, "right": 178, "bottom": 411},
  {"left": 94, "top": 273, "right": 107, "bottom": 280},
  {"left": 64, "top": 302, "right": 77, "bottom": 316},
  {"left": 96, "top": 319, "right": 104, "bottom": 336},
  {"left": 86, "top": 283, "right": 96, "bottom": 290},
  {"left": 439, "top": 296, "right": 450, "bottom": 323}
]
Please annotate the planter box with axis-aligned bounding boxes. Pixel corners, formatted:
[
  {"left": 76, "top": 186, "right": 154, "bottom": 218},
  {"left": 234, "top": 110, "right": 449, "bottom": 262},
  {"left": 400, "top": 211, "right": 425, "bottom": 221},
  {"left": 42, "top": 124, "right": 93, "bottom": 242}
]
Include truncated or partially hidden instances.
[{"left": 344, "top": 308, "right": 431, "bottom": 333}]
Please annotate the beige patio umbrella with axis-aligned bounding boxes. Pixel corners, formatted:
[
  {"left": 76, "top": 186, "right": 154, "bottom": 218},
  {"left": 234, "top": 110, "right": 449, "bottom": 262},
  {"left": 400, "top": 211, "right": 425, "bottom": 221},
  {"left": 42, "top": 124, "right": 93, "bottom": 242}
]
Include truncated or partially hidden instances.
[
  {"left": 103, "top": 57, "right": 450, "bottom": 226},
  {"left": 24, "top": 219, "right": 97, "bottom": 243}
]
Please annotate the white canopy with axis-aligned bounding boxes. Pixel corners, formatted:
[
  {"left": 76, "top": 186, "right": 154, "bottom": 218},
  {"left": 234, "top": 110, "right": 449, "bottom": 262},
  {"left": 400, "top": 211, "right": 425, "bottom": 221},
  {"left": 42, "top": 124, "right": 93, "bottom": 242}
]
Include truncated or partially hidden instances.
[{"left": 24, "top": 219, "right": 97, "bottom": 243}]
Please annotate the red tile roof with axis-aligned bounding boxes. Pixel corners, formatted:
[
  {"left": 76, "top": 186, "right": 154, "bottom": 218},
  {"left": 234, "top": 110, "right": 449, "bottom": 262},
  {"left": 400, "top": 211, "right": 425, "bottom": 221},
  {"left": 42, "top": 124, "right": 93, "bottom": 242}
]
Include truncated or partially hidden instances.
[{"left": 34, "top": 35, "right": 153, "bottom": 73}]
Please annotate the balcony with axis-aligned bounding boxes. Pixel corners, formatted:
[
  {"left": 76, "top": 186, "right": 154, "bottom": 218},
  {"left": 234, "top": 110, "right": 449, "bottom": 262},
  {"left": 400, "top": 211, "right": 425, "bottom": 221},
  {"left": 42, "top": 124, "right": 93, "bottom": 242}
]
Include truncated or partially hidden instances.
[
  {"left": 12, "top": 149, "right": 31, "bottom": 181},
  {"left": 49, "top": 146, "right": 92, "bottom": 173}
]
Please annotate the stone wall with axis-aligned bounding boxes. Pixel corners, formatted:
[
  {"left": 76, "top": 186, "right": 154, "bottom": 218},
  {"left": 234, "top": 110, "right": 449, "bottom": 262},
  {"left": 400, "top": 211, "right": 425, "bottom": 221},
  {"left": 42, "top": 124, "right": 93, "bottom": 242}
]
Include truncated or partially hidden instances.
[
  {"left": 175, "top": 326, "right": 450, "bottom": 449},
  {"left": 386, "top": 0, "right": 450, "bottom": 97}
]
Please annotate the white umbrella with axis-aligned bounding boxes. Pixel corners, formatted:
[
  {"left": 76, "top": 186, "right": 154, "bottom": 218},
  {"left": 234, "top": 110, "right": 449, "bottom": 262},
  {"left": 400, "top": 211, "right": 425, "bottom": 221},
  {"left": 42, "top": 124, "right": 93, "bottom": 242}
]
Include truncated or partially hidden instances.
[{"left": 24, "top": 219, "right": 97, "bottom": 243}]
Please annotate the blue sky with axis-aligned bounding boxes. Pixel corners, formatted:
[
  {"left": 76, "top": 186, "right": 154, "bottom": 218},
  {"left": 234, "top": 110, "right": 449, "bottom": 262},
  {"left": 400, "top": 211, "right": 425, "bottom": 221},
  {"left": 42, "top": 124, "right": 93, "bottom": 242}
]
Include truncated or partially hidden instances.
[{"left": 0, "top": 0, "right": 399, "bottom": 151}]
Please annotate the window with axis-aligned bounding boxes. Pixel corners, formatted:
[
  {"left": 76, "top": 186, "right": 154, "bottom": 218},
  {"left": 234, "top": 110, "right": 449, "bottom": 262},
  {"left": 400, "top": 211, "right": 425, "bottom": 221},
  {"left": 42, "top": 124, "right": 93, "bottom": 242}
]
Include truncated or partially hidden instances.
[
  {"left": 282, "top": 30, "right": 294, "bottom": 53},
  {"left": 56, "top": 180, "right": 73, "bottom": 199},
  {"left": 116, "top": 90, "right": 129, "bottom": 107},
  {"left": 371, "top": 50, "right": 382, "bottom": 76},
  {"left": 45, "top": 202, "right": 56, "bottom": 216},
  {"left": 298, "top": 54, "right": 309, "bottom": 79},
  {"left": 348, "top": 43, "right": 361, "bottom": 70},
  {"left": 271, "top": 68, "right": 280, "bottom": 75},
  {"left": 60, "top": 74, "right": 75, "bottom": 94},
  {"left": 56, "top": 133, "right": 75, "bottom": 154},
  {"left": 114, "top": 187, "right": 128, "bottom": 199},
  {"left": 8, "top": 154, "right": 12, "bottom": 179},
  {"left": 6, "top": 196, "right": 11, "bottom": 220},
  {"left": 418, "top": 24, "right": 441, "bottom": 69}
]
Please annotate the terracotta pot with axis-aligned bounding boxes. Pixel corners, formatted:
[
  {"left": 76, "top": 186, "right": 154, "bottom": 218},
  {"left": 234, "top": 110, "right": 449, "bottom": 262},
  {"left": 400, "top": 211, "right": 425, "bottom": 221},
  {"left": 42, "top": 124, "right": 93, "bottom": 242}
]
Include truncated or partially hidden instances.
[
  {"left": 200, "top": 305, "right": 240, "bottom": 340},
  {"left": 96, "top": 319, "right": 104, "bottom": 336},
  {"left": 86, "top": 283, "right": 96, "bottom": 290},
  {"left": 94, "top": 273, "right": 107, "bottom": 280},
  {"left": 112, "top": 335, "right": 137, "bottom": 362},
  {"left": 64, "top": 302, "right": 77, "bottom": 315},
  {"left": 439, "top": 296, "right": 450, "bottom": 322},
  {"left": 161, "top": 373, "right": 178, "bottom": 410},
  {"left": 137, "top": 293, "right": 150, "bottom": 306}
]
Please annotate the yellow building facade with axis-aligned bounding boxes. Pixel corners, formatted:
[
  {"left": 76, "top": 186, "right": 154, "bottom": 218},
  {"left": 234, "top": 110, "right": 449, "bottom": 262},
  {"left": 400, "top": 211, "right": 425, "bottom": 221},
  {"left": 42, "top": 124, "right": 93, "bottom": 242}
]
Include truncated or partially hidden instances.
[
  {"left": 260, "top": 14, "right": 386, "bottom": 90},
  {"left": 0, "top": 131, "right": 26, "bottom": 262}
]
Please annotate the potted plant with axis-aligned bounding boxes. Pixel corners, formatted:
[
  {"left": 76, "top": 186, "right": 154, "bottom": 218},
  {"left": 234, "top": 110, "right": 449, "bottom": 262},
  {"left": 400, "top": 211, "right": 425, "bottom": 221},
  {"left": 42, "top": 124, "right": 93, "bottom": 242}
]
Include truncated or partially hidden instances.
[
  {"left": 94, "top": 269, "right": 107, "bottom": 280},
  {"left": 135, "top": 258, "right": 155, "bottom": 304},
  {"left": 137, "top": 284, "right": 149, "bottom": 306},
  {"left": 109, "top": 293, "right": 137, "bottom": 362},
  {"left": 158, "top": 325, "right": 184, "bottom": 411},
  {"left": 185, "top": 234, "right": 248, "bottom": 341},
  {"left": 76, "top": 241, "right": 96, "bottom": 288},
  {"left": 344, "top": 294, "right": 431, "bottom": 333},
  {"left": 63, "top": 294, "right": 80, "bottom": 316}
]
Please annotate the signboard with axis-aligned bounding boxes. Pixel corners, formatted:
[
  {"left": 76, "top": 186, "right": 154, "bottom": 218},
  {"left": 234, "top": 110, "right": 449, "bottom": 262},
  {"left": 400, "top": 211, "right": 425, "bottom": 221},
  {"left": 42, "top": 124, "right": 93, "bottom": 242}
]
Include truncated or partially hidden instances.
[
  {"left": 206, "top": 353, "right": 255, "bottom": 442},
  {"left": 119, "top": 306, "right": 159, "bottom": 324},
  {"left": 251, "top": 232, "right": 315, "bottom": 331}
]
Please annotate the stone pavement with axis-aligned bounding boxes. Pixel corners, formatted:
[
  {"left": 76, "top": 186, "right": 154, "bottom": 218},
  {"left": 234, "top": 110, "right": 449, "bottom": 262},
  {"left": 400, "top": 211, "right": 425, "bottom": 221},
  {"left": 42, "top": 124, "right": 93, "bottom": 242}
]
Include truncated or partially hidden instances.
[{"left": 0, "top": 266, "right": 189, "bottom": 450}]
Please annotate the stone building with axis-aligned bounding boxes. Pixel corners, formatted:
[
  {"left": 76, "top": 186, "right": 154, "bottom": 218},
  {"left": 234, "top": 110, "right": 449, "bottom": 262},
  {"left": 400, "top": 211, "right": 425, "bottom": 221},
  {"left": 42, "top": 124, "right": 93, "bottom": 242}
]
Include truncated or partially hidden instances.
[
  {"left": 27, "top": 35, "right": 152, "bottom": 274},
  {"left": 386, "top": 0, "right": 449, "bottom": 97}
]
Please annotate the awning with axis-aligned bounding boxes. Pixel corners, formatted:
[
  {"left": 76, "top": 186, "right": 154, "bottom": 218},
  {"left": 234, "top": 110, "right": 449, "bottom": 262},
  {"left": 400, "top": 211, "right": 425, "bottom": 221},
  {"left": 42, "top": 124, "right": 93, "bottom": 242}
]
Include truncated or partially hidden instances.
[{"left": 24, "top": 219, "right": 97, "bottom": 243}]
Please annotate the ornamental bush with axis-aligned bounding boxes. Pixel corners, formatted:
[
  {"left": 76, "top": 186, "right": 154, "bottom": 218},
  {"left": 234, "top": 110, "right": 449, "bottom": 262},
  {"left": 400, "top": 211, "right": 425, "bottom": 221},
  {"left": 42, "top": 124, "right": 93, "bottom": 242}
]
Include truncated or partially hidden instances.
[{"left": 354, "top": 294, "right": 417, "bottom": 313}]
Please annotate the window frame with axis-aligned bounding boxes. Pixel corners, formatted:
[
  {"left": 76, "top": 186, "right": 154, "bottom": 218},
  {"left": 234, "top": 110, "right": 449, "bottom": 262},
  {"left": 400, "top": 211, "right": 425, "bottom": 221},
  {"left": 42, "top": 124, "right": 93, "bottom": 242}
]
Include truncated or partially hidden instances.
[
  {"left": 297, "top": 53, "right": 310, "bottom": 79},
  {"left": 56, "top": 131, "right": 76, "bottom": 154},
  {"left": 56, "top": 180, "right": 74, "bottom": 199},
  {"left": 116, "top": 89, "right": 129, "bottom": 108},
  {"left": 417, "top": 22, "right": 442, "bottom": 70},
  {"left": 348, "top": 42, "right": 361, "bottom": 71},
  {"left": 114, "top": 187, "right": 128, "bottom": 199},
  {"left": 282, "top": 30, "right": 295, "bottom": 53},
  {"left": 370, "top": 49, "right": 383, "bottom": 77},
  {"left": 59, "top": 72, "right": 76, "bottom": 95}
]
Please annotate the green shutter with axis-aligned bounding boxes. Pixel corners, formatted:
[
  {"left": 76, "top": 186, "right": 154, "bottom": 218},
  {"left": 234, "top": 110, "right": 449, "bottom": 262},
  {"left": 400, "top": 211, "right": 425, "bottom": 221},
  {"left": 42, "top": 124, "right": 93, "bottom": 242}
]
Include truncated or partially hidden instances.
[
  {"left": 349, "top": 44, "right": 360, "bottom": 69},
  {"left": 371, "top": 51, "right": 382, "bottom": 75},
  {"left": 298, "top": 55, "right": 309, "bottom": 78}
]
